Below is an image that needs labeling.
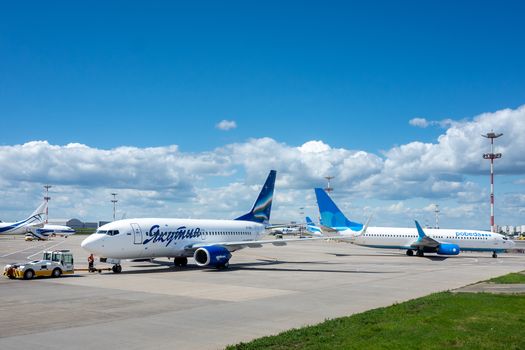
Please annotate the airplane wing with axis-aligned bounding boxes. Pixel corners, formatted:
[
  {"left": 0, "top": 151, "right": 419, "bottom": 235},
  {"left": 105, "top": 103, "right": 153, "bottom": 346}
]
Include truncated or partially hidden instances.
[
  {"left": 410, "top": 220, "right": 440, "bottom": 249},
  {"left": 184, "top": 236, "right": 335, "bottom": 253}
]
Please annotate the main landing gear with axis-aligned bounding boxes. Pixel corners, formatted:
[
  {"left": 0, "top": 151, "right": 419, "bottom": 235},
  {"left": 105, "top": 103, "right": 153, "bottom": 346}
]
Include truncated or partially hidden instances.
[
  {"left": 174, "top": 257, "right": 188, "bottom": 267},
  {"left": 112, "top": 264, "right": 122, "bottom": 273},
  {"left": 492, "top": 251, "right": 498, "bottom": 259},
  {"left": 406, "top": 249, "right": 424, "bottom": 257}
]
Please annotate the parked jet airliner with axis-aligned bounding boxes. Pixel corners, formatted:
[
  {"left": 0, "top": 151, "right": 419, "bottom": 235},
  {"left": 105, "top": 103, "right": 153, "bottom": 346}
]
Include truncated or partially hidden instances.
[
  {"left": 26, "top": 224, "right": 76, "bottom": 240},
  {"left": 314, "top": 188, "right": 514, "bottom": 258},
  {"left": 0, "top": 202, "right": 47, "bottom": 235},
  {"left": 81, "top": 171, "right": 332, "bottom": 273}
]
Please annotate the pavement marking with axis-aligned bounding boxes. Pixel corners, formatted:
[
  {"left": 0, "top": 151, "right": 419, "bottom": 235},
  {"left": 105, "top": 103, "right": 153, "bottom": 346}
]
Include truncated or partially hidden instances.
[
  {"left": 26, "top": 240, "right": 66, "bottom": 259},
  {"left": 48, "top": 274, "right": 296, "bottom": 301},
  {"left": 0, "top": 240, "right": 56, "bottom": 258}
]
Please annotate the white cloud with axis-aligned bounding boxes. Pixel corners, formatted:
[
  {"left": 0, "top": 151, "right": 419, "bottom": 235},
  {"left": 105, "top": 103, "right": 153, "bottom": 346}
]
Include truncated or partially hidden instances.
[
  {"left": 216, "top": 119, "right": 237, "bottom": 131},
  {"left": 409, "top": 117, "right": 455, "bottom": 129},
  {"left": 409, "top": 117, "right": 430, "bottom": 128},
  {"left": 0, "top": 105, "right": 524, "bottom": 228}
]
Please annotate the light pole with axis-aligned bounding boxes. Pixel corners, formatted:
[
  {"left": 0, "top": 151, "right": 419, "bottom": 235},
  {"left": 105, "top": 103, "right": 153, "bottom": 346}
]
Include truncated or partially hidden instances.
[
  {"left": 434, "top": 204, "right": 439, "bottom": 229},
  {"left": 482, "top": 131, "right": 503, "bottom": 232},
  {"left": 44, "top": 185, "right": 52, "bottom": 224},
  {"left": 324, "top": 176, "right": 334, "bottom": 193},
  {"left": 111, "top": 193, "right": 118, "bottom": 221}
]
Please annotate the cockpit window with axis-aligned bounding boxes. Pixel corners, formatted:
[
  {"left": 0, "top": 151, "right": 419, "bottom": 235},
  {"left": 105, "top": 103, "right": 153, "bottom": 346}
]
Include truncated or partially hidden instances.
[{"left": 96, "top": 229, "right": 120, "bottom": 236}]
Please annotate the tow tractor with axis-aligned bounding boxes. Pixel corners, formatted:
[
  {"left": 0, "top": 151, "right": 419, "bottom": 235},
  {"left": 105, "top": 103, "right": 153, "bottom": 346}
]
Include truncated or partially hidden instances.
[{"left": 3, "top": 250, "right": 75, "bottom": 279}]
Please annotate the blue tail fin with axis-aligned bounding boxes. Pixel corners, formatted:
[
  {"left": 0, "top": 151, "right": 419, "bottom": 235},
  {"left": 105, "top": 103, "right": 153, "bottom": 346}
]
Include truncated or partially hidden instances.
[
  {"left": 235, "top": 170, "right": 276, "bottom": 224},
  {"left": 305, "top": 216, "right": 314, "bottom": 225},
  {"left": 314, "top": 188, "right": 363, "bottom": 230},
  {"left": 415, "top": 220, "right": 426, "bottom": 239}
]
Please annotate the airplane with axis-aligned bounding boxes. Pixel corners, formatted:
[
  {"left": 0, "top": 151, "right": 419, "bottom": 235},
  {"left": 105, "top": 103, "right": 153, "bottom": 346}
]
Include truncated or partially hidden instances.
[
  {"left": 267, "top": 225, "right": 301, "bottom": 236},
  {"left": 81, "top": 171, "right": 335, "bottom": 273},
  {"left": 25, "top": 224, "right": 76, "bottom": 241},
  {"left": 0, "top": 202, "right": 47, "bottom": 235},
  {"left": 305, "top": 216, "right": 322, "bottom": 236},
  {"left": 314, "top": 188, "right": 515, "bottom": 258}
]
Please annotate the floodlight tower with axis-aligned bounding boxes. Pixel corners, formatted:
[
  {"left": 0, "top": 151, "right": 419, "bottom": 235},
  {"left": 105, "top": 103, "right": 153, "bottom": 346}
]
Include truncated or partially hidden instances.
[
  {"left": 482, "top": 131, "right": 503, "bottom": 232},
  {"left": 434, "top": 204, "right": 440, "bottom": 229},
  {"left": 111, "top": 193, "right": 118, "bottom": 221},
  {"left": 324, "top": 176, "right": 334, "bottom": 193},
  {"left": 44, "top": 185, "right": 52, "bottom": 224}
]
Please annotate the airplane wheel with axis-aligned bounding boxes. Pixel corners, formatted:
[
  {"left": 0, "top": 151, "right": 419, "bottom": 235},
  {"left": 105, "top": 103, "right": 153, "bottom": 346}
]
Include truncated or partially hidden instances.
[
  {"left": 24, "top": 269, "right": 34, "bottom": 280},
  {"left": 52, "top": 268, "right": 62, "bottom": 278},
  {"left": 217, "top": 262, "right": 229, "bottom": 270},
  {"left": 492, "top": 252, "right": 498, "bottom": 258},
  {"left": 406, "top": 250, "right": 414, "bottom": 256},
  {"left": 112, "top": 265, "right": 122, "bottom": 273}
]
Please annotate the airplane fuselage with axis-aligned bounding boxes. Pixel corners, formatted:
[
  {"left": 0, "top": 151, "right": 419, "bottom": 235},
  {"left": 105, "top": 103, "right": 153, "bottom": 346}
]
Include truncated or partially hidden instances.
[
  {"left": 336, "top": 226, "right": 513, "bottom": 253},
  {"left": 81, "top": 218, "right": 266, "bottom": 259}
]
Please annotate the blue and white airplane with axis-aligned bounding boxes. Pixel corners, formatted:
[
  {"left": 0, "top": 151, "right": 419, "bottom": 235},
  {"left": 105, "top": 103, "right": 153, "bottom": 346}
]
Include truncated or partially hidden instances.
[
  {"left": 25, "top": 224, "right": 76, "bottom": 240},
  {"left": 314, "top": 188, "right": 515, "bottom": 258},
  {"left": 81, "top": 171, "right": 333, "bottom": 273},
  {"left": 305, "top": 216, "right": 323, "bottom": 236},
  {"left": 0, "top": 202, "right": 47, "bottom": 235}
]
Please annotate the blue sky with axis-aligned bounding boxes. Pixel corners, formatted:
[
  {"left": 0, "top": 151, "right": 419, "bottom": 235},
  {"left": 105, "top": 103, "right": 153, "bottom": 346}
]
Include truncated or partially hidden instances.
[{"left": 1, "top": 1, "right": 524, "bottom": 229}]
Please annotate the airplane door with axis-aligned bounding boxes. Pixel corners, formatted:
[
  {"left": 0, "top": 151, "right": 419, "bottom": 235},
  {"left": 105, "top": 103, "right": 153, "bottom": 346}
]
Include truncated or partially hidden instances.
[{"left": 130, "top": 223, "right": 142, "bottom": 244}]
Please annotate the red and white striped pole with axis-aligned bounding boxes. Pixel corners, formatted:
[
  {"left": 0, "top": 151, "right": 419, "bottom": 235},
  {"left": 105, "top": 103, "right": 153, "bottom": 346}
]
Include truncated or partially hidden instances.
[{"left": 482, "top": 132, "right": 502, "bottom": 233}]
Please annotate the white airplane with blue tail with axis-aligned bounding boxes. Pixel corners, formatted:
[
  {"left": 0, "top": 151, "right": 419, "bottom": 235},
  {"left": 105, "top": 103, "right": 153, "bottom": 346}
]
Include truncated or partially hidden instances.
[
  {"left": 81, "top": 171, "right": 335, "bottom": 273},
  {"left": 314, "top": 188, "right": 514, "bottom": 258}
]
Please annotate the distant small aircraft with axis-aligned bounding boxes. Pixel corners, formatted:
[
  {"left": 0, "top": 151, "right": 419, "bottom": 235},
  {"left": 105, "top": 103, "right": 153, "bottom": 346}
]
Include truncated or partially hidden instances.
[{"left": 25, "top": 224, "right": 76, "bottom": 240}]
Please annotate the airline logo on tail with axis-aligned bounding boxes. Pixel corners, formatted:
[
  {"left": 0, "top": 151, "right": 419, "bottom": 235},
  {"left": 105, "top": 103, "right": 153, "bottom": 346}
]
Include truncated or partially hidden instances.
[
  {"left": 0, "top": 202, "right": 47, "bottom": 234},
  {"left": 235, "top": 170, "right": 276, "bottom": 225},
  {"left": 314, "top": 188, "right": 363, "bottom": 231}
]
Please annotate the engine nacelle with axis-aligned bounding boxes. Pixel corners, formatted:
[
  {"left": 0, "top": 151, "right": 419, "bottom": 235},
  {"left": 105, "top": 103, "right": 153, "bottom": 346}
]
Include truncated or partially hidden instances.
[
  {"left": 194, "top": 246, "right": 232, "bottom": 267},
  {"left": 437, "top": 243, "right": 460, "bottom": 255}
]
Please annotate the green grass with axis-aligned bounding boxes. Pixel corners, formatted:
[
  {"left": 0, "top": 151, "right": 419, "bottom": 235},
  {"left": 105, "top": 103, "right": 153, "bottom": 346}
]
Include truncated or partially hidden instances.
[
  {"left": 227, "top": 292, "right": 525, "bottom": 350},
  {"left": 488, "top": 272, "right": 525, "bottom": 284},
  {"left": 74, "top": 228, "right": 96, "bottom": 235}
]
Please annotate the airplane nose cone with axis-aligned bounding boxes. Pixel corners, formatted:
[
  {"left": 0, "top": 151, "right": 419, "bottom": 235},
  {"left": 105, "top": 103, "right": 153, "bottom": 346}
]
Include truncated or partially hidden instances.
[{"left": 81, "top": 234, "right": 100, "bottom": 252}]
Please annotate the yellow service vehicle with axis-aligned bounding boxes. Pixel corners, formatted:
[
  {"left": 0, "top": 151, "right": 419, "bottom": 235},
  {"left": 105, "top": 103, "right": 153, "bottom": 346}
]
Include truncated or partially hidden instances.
[{"left": 3, "top": 250, "right": 74, "bottom": 279}]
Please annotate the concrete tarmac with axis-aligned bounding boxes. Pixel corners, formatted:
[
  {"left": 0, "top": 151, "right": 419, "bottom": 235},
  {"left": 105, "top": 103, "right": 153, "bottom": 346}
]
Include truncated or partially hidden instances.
[{"left": 1, "top": 235, "right": 524, "bottom": 349}]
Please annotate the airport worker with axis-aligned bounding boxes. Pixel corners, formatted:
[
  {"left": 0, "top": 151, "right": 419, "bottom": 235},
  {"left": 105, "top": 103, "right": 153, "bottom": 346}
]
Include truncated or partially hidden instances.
[{"left": 88, "top": 254, "right": 95, "bottom": 272}]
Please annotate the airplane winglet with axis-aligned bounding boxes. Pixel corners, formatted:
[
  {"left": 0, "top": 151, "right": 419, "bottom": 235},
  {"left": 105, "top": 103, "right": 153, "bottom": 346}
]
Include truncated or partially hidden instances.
[{"left": 354, "top": 214, "right": 372, "bottom": 237}]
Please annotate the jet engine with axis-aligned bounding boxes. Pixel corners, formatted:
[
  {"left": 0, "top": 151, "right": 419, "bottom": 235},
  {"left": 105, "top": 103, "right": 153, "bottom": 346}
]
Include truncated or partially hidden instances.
[
  {"left": 194, "top": 246, "right": 232, "bottom": 268},
  {"left": 437, "top": 243, "right": 460, "bottom": 255}
]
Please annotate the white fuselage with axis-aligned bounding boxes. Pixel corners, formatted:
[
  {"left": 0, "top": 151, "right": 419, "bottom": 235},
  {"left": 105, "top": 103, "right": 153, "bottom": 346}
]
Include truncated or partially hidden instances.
[
  {"left": 81, "top": 218, "right": 265, "bottom": 259},
  {"left": 0, "top": 218, "right": 41, "bottom": 235},
  {"left": 335, "top": 226, "right": 514, "bottom": 252},
  {"left": 27, "top": 225, "right": 76, "bottom": 240}
]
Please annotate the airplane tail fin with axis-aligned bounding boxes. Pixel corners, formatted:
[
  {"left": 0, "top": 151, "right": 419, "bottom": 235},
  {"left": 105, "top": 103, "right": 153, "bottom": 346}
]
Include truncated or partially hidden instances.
[
  {"left": 28, "top": 202, "right": 47, "bottom": 224},
  {"left": 415, "top": 220, "right": 426, "bottom": 239},
  {"left": 235, "top": 170, "right": 276, "bottom": 225},
  {"left": 305, "top": 216, "right": 314, "bottom": 225},
  {"left": 314, "top": 188, "right": 363, "bottom": 231}
]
